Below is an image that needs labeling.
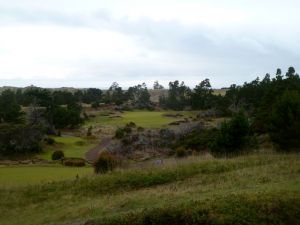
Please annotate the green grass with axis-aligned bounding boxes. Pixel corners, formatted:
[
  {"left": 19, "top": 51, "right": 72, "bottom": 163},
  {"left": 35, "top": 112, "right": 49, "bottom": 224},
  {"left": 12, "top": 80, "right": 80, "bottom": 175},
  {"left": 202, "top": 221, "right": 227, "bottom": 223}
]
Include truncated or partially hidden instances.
[
  {"left": 0, "top": 153, "right": 299, "bottom": 225},
  {"left": 0, "top": 165, "right": 92, "bottom": 187},
  {"left": 39, "top": 136, "right": 96, "bottom": 160},
  {"left": 86, "top": 110, "right": 198, "bottom": 128}
]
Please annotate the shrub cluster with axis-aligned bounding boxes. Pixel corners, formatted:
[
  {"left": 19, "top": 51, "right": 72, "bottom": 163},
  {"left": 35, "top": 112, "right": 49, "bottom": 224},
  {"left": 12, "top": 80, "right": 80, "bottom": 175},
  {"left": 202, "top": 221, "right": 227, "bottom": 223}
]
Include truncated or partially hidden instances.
[
  {"left": 51, "top": 150, "right": 64, "bottom": 160},
  {"left": 94, "top": 151, "right": 119, "bottom": 174},
  {"left": 63, "top": 158, "right": 85, "bottom": 167},
  {"left": 210, "top": 111, "right": 252, "bottom": 155},
  {"left": 45, "top": 137, "right": 55, "bottom": 145},
  {"left": 175, "top": 147, "right": 186, "bottom": 157}
]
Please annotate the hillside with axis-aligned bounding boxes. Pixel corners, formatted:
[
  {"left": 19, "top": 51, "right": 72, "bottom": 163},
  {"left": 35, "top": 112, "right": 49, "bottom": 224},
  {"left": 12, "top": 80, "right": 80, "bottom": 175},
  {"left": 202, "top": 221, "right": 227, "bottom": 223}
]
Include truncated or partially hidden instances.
[{"left": 0, "top": 153, "right": 299, "bottom": 225}]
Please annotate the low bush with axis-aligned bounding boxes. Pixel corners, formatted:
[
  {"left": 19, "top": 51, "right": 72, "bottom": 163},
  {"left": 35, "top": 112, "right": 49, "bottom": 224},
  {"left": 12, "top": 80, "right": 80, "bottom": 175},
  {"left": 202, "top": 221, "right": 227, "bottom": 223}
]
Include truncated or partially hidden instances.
[
  {"left": 45, "top": 137, "right": 55, "bottom": 145},
  {"left": 94, "top": 151, "right": 118, "bottom": 174},
  {"left": 115, "top": 128, "right": 125, "bottom": 139},
  {"left": 51, "top": 150, "right": 64, "bottom": 160},
  {"left": 123, "top": 126, "right": 132, "bottom": 133},
  {"left": 63, "top": 157, "right": 85, "bottom": 167},
  {"left": 173, "top": 129, "right": 218, "bottom": 152},
  {"left": 126, "top": 122, "right": 136, "bottom": 128},
  {"left": 210, "top": 111, "right": 252, "bottom": 155},
  {"left": 137, "top": 126, "right": 144, "bottom": 132},
  {"left": 91, "top": 101, "right": 100, "bottom": 109},
  {"left": 175, "top": 147, "right": 187, "bottom": 157}
]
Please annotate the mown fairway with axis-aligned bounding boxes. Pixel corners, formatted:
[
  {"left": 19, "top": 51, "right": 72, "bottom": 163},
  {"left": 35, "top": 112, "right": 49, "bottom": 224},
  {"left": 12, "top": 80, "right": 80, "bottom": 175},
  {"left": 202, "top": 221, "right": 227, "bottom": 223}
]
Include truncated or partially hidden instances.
[
  {"left": 0, "top": 165, "right": 92, "bottom": 187},
  {"left": 39, "top": 136, "right": 96, "bottom": 160},
  {"left": 0, "top": 153, "right": 299, "bottom": 225},
  {"left": 86, "top": 110, "right": 198, "bottom": 128}
]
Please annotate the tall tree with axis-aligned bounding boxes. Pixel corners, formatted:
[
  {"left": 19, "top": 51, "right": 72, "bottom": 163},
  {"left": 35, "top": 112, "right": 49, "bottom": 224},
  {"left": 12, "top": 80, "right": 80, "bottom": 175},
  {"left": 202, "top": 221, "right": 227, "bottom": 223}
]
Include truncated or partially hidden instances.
[
  {"left": 269, "top": 90, "right": 300, "bottom": 150},
  {"left": 0, "top": 90, "right": 24, "bottom": 123},
  {"left": 190, "top": 78, "right": 214, "bottom": 109}
]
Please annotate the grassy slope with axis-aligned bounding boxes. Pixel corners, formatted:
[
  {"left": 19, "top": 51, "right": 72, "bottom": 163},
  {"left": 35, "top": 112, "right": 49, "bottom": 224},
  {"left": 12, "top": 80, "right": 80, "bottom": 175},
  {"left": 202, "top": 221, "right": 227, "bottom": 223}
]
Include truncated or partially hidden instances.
[
  {"left": 0, "top": 165, "right": 91, "bottom": 187},
  {"left": 0, "top": 154, "right": 299, "bottom": 225},
  {"left": 85, "top": 111, "right": 198, "bottom": 128},
  {"left": 39, "top": 136, "right": 96, "bottom": 160}
]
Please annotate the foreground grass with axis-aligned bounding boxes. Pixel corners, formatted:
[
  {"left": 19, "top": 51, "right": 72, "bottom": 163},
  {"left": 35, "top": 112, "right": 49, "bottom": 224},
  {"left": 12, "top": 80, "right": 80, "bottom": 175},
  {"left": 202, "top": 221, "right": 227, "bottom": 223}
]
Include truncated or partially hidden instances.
[
  {"left": 0, "top": 165, "right": 91, "bottom": 187},
  {"left": 89, "top": 193, "right": 300, "bottom": 225},
  {"left": 86, "top": 111, "right": 198, "bottom": 128},
  {"left": 0, "top": 154, "right": 299, "bottom": 225}
]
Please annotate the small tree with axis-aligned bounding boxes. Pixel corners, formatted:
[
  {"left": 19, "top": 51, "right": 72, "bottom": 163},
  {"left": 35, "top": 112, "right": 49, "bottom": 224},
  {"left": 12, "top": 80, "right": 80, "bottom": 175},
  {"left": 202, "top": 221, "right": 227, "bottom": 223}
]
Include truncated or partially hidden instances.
[
  {"left": 115, "top": 128, "right": 125, "bottom": 139},
  {"left": 91, "top": 101, "right": 100, "bottom": 109},
  {"left": 176, "top": 147, "right": 187, "bottom": 158},
  {"left": 210, "top": 111, "right": 250, "bottom": 155},
  {"left": 153, "top": 80, "right": 164, "bottom": 89},
  {"left": 94, "top": 151, "right": 118, "bottom": 174},
  {"left": 52, "top": 150, "right": 64, "bottom": 160},
  {"left": 269, "top": 90, "right": 300, "bottom": 151}
]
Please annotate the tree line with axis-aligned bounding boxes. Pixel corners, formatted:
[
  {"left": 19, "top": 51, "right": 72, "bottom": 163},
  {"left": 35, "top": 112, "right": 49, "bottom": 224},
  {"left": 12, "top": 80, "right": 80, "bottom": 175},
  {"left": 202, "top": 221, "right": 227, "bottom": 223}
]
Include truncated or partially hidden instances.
[{"left": 0, "top": 66, "right": 299, "bottom": 156}]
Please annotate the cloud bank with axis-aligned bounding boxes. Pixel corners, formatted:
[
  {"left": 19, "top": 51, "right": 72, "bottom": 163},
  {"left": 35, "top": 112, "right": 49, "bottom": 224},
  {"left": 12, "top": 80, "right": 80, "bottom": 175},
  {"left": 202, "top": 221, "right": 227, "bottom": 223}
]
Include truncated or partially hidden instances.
[{"left": 0, "top": 0, "right": 299, "bottom": 88}]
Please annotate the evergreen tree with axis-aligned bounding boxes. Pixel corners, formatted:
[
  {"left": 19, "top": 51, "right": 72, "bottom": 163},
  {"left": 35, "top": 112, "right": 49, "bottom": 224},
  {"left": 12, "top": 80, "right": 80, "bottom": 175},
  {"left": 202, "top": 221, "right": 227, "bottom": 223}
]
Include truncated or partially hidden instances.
[
  {"left": 269, "top": 90, "right": 300, "bottom": 150},
  {"left": 0, "top": 90, "right": 24, "bottom": 123}
]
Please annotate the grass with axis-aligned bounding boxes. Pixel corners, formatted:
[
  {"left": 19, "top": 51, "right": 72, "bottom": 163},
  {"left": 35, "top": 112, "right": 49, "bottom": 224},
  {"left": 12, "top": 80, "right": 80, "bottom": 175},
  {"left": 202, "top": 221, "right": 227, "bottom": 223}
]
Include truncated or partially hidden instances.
[
  {"left": 0, "top": 165, "right": 92, "bottom": 187},
  {"left": 0, "top": 153, "right": 299, "bottom": 225},
  {"left": 86, "top": 110, "right": 198, "bottom": 128},
  {"left": 39, "top": 136, "right": 96, "bottom": 160}
]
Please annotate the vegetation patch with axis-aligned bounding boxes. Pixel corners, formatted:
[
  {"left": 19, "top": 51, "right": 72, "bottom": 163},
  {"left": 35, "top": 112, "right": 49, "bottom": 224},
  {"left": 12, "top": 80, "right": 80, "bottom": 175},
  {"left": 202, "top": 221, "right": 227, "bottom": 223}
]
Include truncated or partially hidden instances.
[
  {"left": 87, "top": 193, "right": 300, "bottom": 225},
  {"left": 86, "top": 111, "right": 198, "bottom": 128},
  {"left": 0, "top": 165, "right": 91, "bottom": 187},
  {"left": 40, "top": 136, "right": 96, "bottom": 159}
]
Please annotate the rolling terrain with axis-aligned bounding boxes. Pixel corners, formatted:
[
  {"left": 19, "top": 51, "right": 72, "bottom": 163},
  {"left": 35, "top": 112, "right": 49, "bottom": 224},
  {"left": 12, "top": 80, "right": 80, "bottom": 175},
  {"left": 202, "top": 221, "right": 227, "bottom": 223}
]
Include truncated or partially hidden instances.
[{"left": 0, "top": 153, "right": 299, "bottom": 225}]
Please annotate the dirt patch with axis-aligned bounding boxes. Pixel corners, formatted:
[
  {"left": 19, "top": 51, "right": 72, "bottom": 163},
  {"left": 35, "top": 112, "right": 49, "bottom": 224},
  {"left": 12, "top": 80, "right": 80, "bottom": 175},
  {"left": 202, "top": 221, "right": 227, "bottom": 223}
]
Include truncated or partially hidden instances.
[{"left": 85, "top": 138, "right": 112, "bottom": 163}]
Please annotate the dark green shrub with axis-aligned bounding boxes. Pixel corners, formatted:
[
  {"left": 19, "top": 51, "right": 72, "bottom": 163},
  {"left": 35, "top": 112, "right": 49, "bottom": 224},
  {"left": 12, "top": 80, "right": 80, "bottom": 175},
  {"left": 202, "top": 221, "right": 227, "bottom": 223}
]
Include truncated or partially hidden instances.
[
  {"left": 91, "top": 101, "right": 100, "bottom": 109},
  {"left": 123, "top": 126, "right": 132, "bottom": 133},
  {"left": 115, "top": 128, "right": 125, "bottom": 139},
  {"left": 176, "top": 147, "right": 186, "bottom": 158},
  {"left": 51, "top": 150, "right": 64, "bottom": 160},
  {"left": 45, "top": 137, "right": 55, "bottom": 145},
  {"left": 94, "top": 151, "right": 118, "bottom": 174},
  {"left": 0, "top": 123, "right": 44, "bottom": 156},
  {"left": 126, "top": 122, "right": 136, "bottom": 128},
  {"left": 137, "top": 126, "right": 144, "bottom": 132},
  {"left": 210, "top": 111, "right": 251, "bottom": 155},
  {"left": 63, "top": 157, "right": 85, "bottom": 167},
  {"left": 173, "top": 128, "right": 218, "bottom": 151},
  {"left": 269, "top": 90, "right": 300, "bottom": 151}
]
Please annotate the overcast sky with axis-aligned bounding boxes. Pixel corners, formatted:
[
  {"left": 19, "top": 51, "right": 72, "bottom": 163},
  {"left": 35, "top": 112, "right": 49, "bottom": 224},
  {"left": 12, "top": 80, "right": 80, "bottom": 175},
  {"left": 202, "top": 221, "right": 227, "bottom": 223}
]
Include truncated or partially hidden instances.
[{"left": 0, "top": 0, "right": 299, "bottom": 88}]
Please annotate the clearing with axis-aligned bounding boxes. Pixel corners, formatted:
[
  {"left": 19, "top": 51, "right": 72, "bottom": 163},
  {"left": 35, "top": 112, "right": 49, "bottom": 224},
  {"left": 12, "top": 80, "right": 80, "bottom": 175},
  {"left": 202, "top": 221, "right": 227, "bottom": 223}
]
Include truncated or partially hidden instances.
[{"left": 85, "top": 110, "right": 198, "bottom": 128}]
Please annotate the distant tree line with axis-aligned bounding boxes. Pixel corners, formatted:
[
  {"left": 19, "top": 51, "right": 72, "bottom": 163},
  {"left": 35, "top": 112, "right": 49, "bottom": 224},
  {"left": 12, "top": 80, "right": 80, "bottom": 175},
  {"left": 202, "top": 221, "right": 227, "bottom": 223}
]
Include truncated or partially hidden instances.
[
  {"left": 1, "top": 67, "right": 299, "bottom": 156},
  {"left": 159, "top": 78, "right": 226, "bottom": 112},
  {"left": 170, "top": 67, "right": 300, "bottom": 152}
]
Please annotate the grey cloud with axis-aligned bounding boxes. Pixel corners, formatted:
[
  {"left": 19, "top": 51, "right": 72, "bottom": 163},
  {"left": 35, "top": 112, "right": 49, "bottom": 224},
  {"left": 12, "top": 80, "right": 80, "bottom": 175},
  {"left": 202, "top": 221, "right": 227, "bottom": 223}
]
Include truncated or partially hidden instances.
[{"left": 0, "top": 5, "right": 299, "bottom": 88}]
